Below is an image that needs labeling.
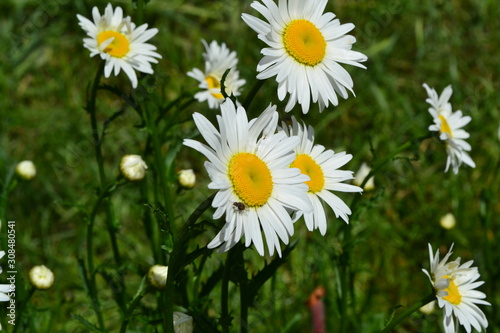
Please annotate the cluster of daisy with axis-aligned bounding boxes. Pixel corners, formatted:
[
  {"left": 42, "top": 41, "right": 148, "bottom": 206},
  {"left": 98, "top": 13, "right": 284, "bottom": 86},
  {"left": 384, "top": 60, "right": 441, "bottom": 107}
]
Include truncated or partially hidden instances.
[
  {"left": 75, "top": 1, "right": 488, "bottom": 332},
  {"left": 184, "top": 99, "right": 361, "bottom": 256}
]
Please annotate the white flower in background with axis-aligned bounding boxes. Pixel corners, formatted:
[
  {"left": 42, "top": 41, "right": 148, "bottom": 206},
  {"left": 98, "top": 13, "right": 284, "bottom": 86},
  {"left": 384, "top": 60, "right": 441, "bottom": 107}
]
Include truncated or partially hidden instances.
[
  {"left": 184, "top": 99, "right": 311, "bottom": 256},
  {"left": 178, "top": 169, "right": 196, "bottom": 189},
  {"left": 423, "top": 84, "right": 475, "bottom": 174},
  {"left": 242, "top": 0, "right": 367, "bottom": 113},
  {"left": 419, "top": 300, "right": 436, "bottom": 315},
  {"left": 422, "top": 244, "right": 490, "bottom": 333},
  {"left": 77, "top": 3, "right": 162, "bottom": 88},
  {"left": 173, "top": 312, "right": 193, "bottom": 333},
  {"left": 187, "top": 40, "right": 246, "bottom": 109},
  {"left": 15, "top": 160, "right": 36, "bottom": 180},
  {"left": 29, "top": 265, "right": 55, "bottom": 290},
  {"left": 353, "top": 162, "right": 375, "bottom": 191},
  {"left": 279, "top": 117, "right": 361, "bottom": 234},
  {"left": 440, "top": 213, "right": 456, "bottom": 230},
  {"left": 148, "top": 265, "right": 169, "bottom": 290},
  {"left": 120, "top": 155, "right": 148, "bottom": 181}
]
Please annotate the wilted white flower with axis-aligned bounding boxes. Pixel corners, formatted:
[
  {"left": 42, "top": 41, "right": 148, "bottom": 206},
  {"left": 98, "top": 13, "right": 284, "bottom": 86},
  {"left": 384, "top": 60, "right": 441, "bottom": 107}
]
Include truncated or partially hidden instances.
[
  {"left": 120, "top": 155, "right": 148, "bottom": 181},
  {"left": 15, "top": 160, "right": 36, "bottom": 180},
  {"left": 440, "top": 213, "right": 456, "bottom": 230},
  {"left": 174, "top": 312, "right": 193, "bottom": 333},
  {"left": 148, "top": 265, "right": 168, "bottom": 290},
  {"left": 29, "top": 265, "right": 54, "bottom": 290},
  {"left": 178, "top": 169, "right": 196, "bottom": 189}
]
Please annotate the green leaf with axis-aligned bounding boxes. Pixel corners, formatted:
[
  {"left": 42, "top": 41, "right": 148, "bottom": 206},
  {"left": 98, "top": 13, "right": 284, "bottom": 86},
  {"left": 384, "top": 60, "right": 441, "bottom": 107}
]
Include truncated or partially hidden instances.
[{"left": 71, "top": 314, "right": 107, "bottom": 333}]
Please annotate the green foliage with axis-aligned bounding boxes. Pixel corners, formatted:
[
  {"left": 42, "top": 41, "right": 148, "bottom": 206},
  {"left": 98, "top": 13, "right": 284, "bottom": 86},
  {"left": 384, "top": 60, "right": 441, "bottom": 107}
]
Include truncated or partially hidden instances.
[{"left": 0, "top": 0, "right": 499, "bottom": 332}]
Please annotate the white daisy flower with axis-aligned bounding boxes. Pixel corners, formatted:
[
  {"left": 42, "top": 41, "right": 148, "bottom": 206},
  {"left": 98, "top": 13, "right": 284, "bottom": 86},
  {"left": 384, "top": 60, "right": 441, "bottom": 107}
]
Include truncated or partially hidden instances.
[
  {"left": 184, "top": 99, "right": 311, "bottom": 256},
  {"left": 422, "top": 244, "right": 490, "bottom": 333},
  {"left": 423, "top": 84, "right": 475, "bottom": 174},
  {"left": 242, "top": 0, "right": 367, "bottom": 114},
  {"left": 187, "top": 40, "right": 246, "bottom": 109},
  {"left": 279, "top": 117, "right": 362, "bottom": 235},
  {"left": 77, "top": 3, "right": 162, "bottom": 88}
]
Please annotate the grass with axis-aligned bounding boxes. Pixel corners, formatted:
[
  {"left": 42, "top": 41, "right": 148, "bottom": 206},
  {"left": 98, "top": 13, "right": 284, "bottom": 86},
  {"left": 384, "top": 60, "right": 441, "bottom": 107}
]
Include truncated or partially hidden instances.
[{"left": 1, "top": 0, "right": 499, "bottom": 332}]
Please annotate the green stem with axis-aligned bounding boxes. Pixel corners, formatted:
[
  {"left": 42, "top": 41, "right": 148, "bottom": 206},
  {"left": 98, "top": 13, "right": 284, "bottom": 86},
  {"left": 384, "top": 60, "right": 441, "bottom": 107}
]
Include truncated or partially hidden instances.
[
  {"left": 85, "top": 63, "right": 106, "bottom": 329},
  {"left": 164, "top": 193, "right": 215, "bottom": 333},
  {"left": 380, "top": 293, "right": 436, "bottom": 333},
  {"left": 242, "top": 78, "right": 265, "bottom": 111},
  {"left": 221, "top": 253, "right": 231, "bottom": 333},
  {"left": 120, "top": 278, "right": 150, "bottom": 333},
  {"left": 140, "top": 179, "right": 160, "bottom": 263},
  {"left": 86, "top": 182, "right": 117, "bottom": 329},
  {"left": 13, "top": 288, "right": 35, "bottom": 333},
  {"left": 339, "top": 227, "right": 350, "bottom": 333},
  {"left": 240, "top": 268, "right": 248, "bottom": 333},
  {"left": 0, "top": 165, "right": 15, "bottom": 230},
  {"left": 88, "top": 63, "right": 122, "bottom": 270},
  {"left": 145, "top": 104, "right": 175, "bottom": 241},
  {"left": 136, "top": 0, "right": 145, "bottom": 25}
]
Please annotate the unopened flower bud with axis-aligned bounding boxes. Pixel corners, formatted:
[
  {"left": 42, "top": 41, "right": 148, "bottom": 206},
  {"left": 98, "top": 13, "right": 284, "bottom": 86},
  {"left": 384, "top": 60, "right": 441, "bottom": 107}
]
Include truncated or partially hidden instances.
[
  {"left": 120, "top": 155, "right": 147, "bottom": 181},
  {"left": 148, "top": 265, "right": 168, "bottom": 290},
  {"left": 16, "top": 160, "right": 36, "bottom": 180},
  {"left": 419, "top": 300, "right": 436, "bottom": 315},
  {"left": 353, "top": 162, "right": 374, "bottom": 191},
  {"left": 178, "top": 169, "right": 196, "bottom": 189},
  {"left": 29, "top": 265, "right": 54, "bottom": 290},
  {"left": 174, "top": 312, "right": 194, "bottom": 333},
  {"left": 440, "top": 213, "right": 456, "bottom": 230}
]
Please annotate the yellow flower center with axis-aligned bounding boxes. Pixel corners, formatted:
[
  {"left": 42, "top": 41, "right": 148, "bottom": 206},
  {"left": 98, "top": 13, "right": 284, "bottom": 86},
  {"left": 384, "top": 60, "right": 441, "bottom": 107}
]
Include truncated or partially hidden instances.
[
  {"left": 291, "top": 154, "right": 324, "bottom": 193},
  {"left": 442, "top": 276, "right": 462, "bottom": 305},
  {"left": 205, "top": 75, "right": 224, "bottom": 99},
  {"left": 228, "top": 153, "right": 273, "bottom": 207},
  {"left": 439, "top": 115, "right": 453, "bottom": 138},
  {"left": 283, "top": 19, "right": 327, "bottom": 66},
  {"left": 97, "top": 31, "right": 130, "bottom": 58}
]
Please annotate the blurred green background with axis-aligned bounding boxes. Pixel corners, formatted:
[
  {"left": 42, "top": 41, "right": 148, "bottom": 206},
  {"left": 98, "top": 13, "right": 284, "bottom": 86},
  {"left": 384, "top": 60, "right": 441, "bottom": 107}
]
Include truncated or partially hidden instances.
[{"left": 1, "top": 0, "right": 499, "bottom": 332}]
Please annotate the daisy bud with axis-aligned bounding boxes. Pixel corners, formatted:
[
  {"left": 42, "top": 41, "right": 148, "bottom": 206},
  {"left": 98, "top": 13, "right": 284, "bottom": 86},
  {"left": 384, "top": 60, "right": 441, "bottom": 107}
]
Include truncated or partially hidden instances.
[
  {"left": 148, "top": 265, "right": 168, "bottom": 290},
  {"left": 173, "top": 312, "right": 194, "bottom": 333},
  {"left": 178, "top": 169, "right": 196, "bottom": 189},
  {"left": 440, "top": 213, "right": 456, "bottom": 230},
  {"left": 353, "top": 163, "right": 375, "bottom": 191},
  {"left": 15, "top": 160, "right": 36, "bottom": 180},
  {"left": 419, "top": 300, "right": 435, "bottom": 315},
  {"left": 120, "top": 155, "right": 147, "bottom": 181},
  {"left": 29, "top": 265, "right": 54, "bottom": 290}
]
